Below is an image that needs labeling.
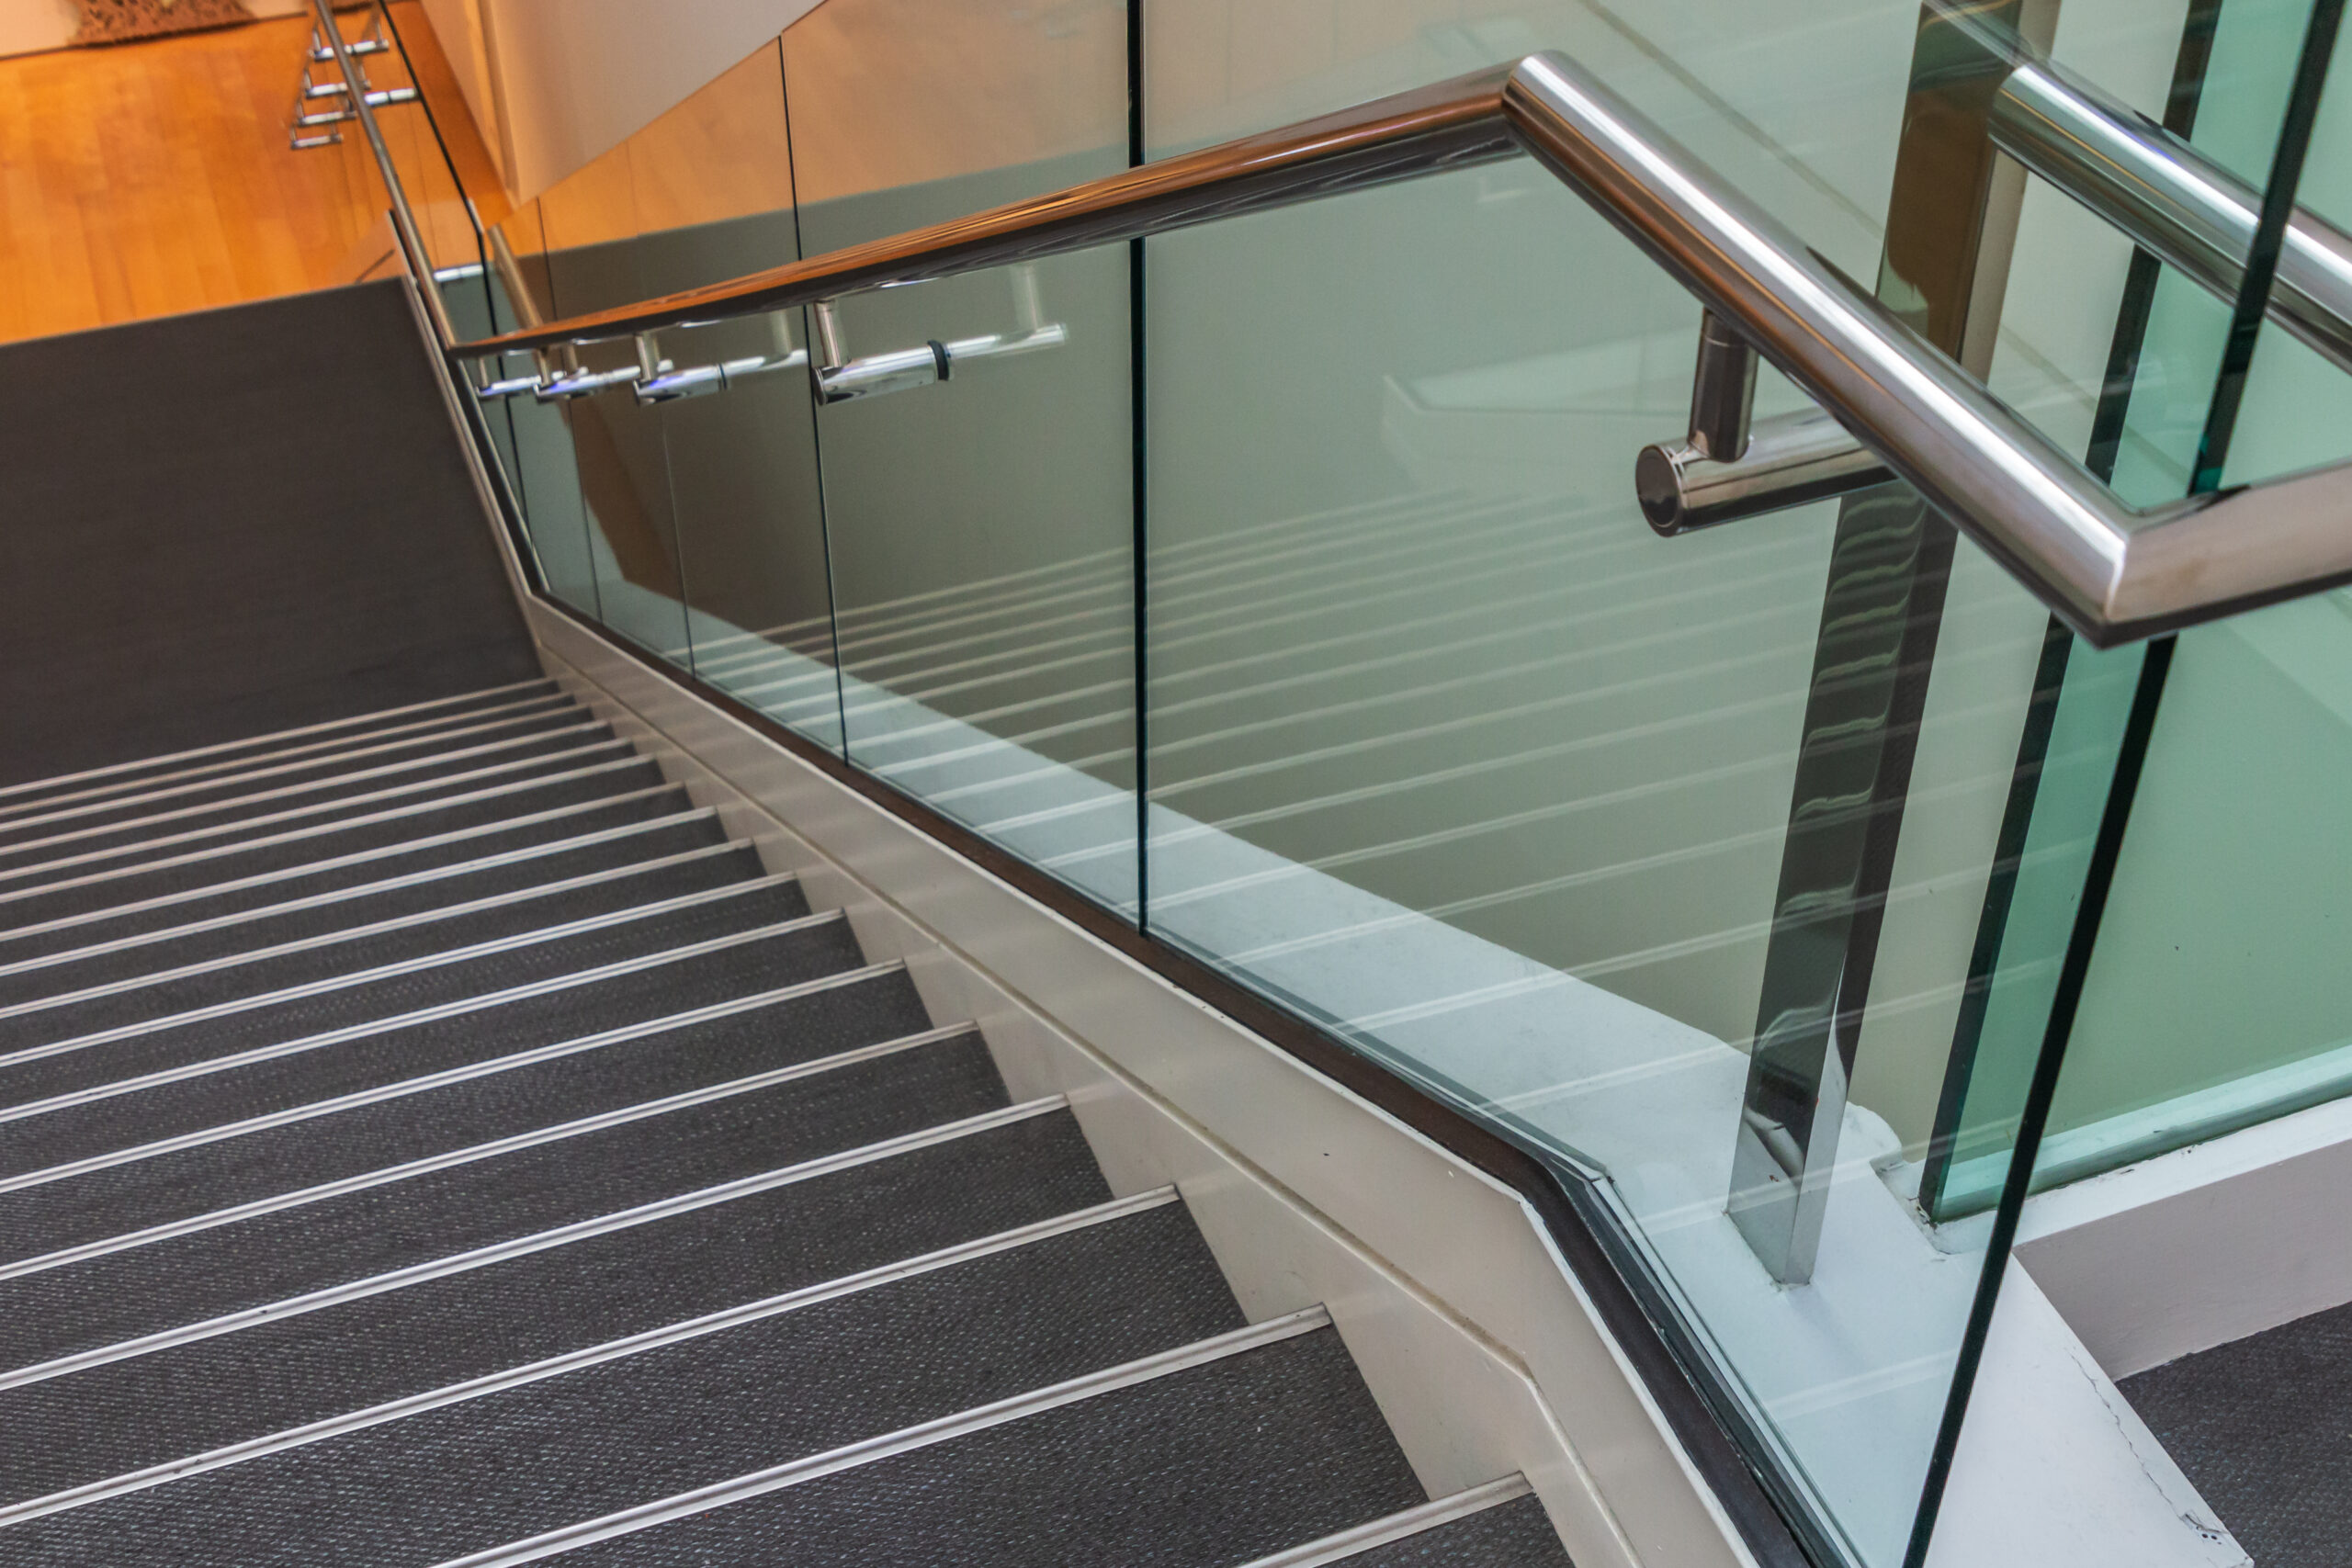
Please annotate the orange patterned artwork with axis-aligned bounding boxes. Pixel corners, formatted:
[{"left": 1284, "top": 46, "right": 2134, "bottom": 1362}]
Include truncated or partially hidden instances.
[{"left": 71, "top": 0, "right": 255, "bottom": 45}]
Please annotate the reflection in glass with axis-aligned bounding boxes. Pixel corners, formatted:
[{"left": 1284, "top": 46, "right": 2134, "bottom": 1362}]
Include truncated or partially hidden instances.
[{"left": 783, "top": 0, "right": 1136, "bottom": 910}]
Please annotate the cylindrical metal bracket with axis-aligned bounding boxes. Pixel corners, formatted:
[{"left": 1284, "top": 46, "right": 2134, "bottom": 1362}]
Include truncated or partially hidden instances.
[
  {"left": 1637, "top": 410, "right": 1894, "bottom": 536},
  {"left": 1687, "top": 310, "right": 1758, "bottom": 461}
]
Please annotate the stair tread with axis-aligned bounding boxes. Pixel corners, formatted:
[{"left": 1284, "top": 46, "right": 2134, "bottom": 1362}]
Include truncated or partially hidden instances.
[
  {"left": 0, "top": 1033, "right": 1011, "bottom": 1371},
  {"left": 0, "top": 970, "right": 933, "bottom": 1268},
  {"left": 0, "top": 916, "right": 854, "bottom": 1179},
  {"left": 0, "top": 682, "right": 562, "bottom": 816},
  {"left": 0, "top": 789, "right": 696, "bottom": 964},
  {"left": 0, "top": 1111, "right": 1112, "bottom": 1509},
  {"left": 494, "top": 1325, "right": 1423, "bottom": 1568},
  {"left": 0, "top": 723, "right": 619, "bottom": 872},
  {"left": 1331, "top": 1494, "right": 1573, "bottom": 1567},
  {"left": 0, "top": 705, "right": 594, "bottom": 855},
  {"left": 0, "top": 879, "right": 825, "bottom": 1111},
  {"left": 0, "top": 817, "right": 738, "bottom": 1009},
  {"left": 8, "top": 1203, "right": 1238, "bottom": 1562},
  {"left": 0, "top": 757, "right": 667, "bottom": 925}
]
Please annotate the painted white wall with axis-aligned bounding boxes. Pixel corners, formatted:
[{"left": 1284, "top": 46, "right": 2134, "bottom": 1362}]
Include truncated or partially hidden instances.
[
  {"left": 472, "top": 0, "right": 821, "bottom": 198},
  {"left": 0, "top": 0, "right": 304, "bottom": 58}
]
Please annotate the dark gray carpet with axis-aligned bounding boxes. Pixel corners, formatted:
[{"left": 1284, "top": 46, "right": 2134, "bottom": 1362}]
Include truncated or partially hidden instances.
[
  {"left": 0, "top": 971, "right": 935, "bottom": 1265},
  {"left": 0, "top": 1111, "right": 1114, "bottom": 1506},
  {"left": 0, "top": 913, "right": 847, "bottom": 1179},
  {"left": 0, "top": 761, "right": 672, "bottom": 929},
  {"left": 2123, "top": 1298, "right": 2352, "bottom": 1568},
  {"left": 539, "top": 1326, "right": 1426, "bottom": 1568},
  {"left": 1341, "top": 1495, "right": 1574, "bottom": 1565},
  {"left": 11, "top": 1205, "right": 1242, "bottom": 1560},
  {"left": 0, "top": 1034, "right": 1010, "bottom": 1370},
  {"left": 0, "top": 820, "right": 740, "bottom": 1008},
  {"left": 0, "top": 283, "right": 541, "bottom": 786},
  {"left": 0, "top": 786, "right": 695, "bottom": 963}
]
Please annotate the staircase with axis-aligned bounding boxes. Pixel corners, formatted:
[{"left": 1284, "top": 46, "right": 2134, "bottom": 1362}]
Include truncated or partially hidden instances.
[{"left": 0, "top": 676, "right": 1569, "bottom": 1567}]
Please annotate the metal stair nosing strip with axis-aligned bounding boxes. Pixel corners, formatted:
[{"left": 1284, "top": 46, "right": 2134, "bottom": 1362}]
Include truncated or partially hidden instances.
[
  {"left": 0, "top": 807, "right": 723, "bottom": 976},
  {"left": 0, "top": 722, "right": 616, "bottom": 862},
  {"left": 0, "top": 961, "right": 909, "bottom": 1205},
  {"left": 0, "top": 908, "right": 842, "bottom": 1142},
  {"left": 0, "top": 838, "right": 760, "bottom": 1020},
  {"left": 0, "top": 776, "right": 683, "bottom": 929},
  {"left": 1229, "top": 1478, "right": 1540, "bottom": 1568},
  {"left": 0, "top": 680, "right": 560, "bottom": 808},
  {"left": 0, "top": 874, "right": 814, "bottom": 1087},
  {"left": 0, "top": 690, "right": 580, "bottom": 829},
  {"left": 0, "top": 1188, "right": 1183, "bottom": 1529},
  {"left": 0, "top": 1097, "right": 1072, "bottom": 1392},
  {"left": 421, "top": 1305, "right": 1334, "bottom": 1568},
  {"left": 0, "top": 1010, "right": 962, "bottom": 1280},
  {"left": 0, "top": 699, "right": 589, "bottom": 836},
  {"left": 0, "top": 740, "right": 639, "bottom": 892}
]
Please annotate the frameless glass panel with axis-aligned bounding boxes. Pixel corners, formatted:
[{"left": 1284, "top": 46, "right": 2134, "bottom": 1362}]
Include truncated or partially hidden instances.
[
  {"left": 1933, "top": 0, "right": 2352, "bottom": 1205},
  {"left": 619, "top": 44, "right": 842, "bottom": 751},
  {"left": 537, "top": 145, "right": 694, "bottom": 668},
  {"left": 1136, "top": 5, "right": 2225, "bottom": 1564},
  {"left": 782, "top": 0, "right": 1137, "bottom": 911},
  {"left": 482, "top": 201, "right": 603, "bottom": 622}
]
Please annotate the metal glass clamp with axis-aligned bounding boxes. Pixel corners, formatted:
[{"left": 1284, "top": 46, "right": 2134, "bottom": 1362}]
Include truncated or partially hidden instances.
[
  {"left": 634, "top": 312, "right": 809, "bottom": 403},
  {"left": 1635, "top": 310, "right": 1894, "bottom": 536},
  {"left": 810, "top": 265, "right": 1069, "bottom": 405}
]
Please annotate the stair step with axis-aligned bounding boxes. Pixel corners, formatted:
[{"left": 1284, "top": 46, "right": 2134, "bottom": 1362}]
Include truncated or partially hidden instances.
[
  {"left": 1276, "top": 1487, "right": 1570, "bottom": 1568},
  {"left": 0, "top": 908, "right": 853, "bottom": 1180},
  {"left": 0, "top": 753, "right": 663, "bottom": 918},
  {"left": 0, "top": 968, "right": 933, "bottom": 1269},
  {"left": 0, "top": 719, "right": 616, "bottom": 869},
  {"left": 4, "top": 1198, "right": 1236, "bottom": 1562},
  {"left": 0, "top": 1031, "right": 1012, "bottom": 1372},
  {"left": 0, "top": 877, "right": 825, "bottom": 1112},
  {"left": 0, "top": 815, "right": 738, "bottom": 1007},
  {"left": 436, "top": 1317, "right": 1424, "bottom": 1568},
  {"left": 0, "top": 702, "right": 593, "bottom": 854},
  {"left": 0, "top": 788, "right": 700, "bottom": 965},
  {"left": 0, "top": 681, "right": 562, "bottom": 818},
  {"left": 0, "top": 1109, "right": 1112, "bottom": 1514}
]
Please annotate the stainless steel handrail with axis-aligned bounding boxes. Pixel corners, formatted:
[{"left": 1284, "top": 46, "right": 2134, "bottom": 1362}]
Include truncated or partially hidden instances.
[
  {"left": 1992, "top": 48, "right": 2352, "bottom": 375},
  {"left": 448, "top": 51, "right": 2352, "bottom": 647}
]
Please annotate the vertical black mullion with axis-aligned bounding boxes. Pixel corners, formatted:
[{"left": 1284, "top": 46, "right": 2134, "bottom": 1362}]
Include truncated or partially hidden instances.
[
  {"left": 1908, "top": 6, "right": 2346, "bottom": 1560},
  {"left": 1918, "top": 0, "right": 2224, "bottom": 1220},
  {"left": 2192, "top": 0, "right": 2346, "bottom": 491},
  {"left": 775, "top": 37, "right": 851, "bottom": 760},
  {"left": 1127, "top": 0, "right": 1150, "bottom": 931}
]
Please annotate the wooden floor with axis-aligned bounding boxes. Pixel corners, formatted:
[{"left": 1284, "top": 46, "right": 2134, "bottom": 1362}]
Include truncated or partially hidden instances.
[{"left": 0, "top": 11, "right": 505, "bottom": 344}]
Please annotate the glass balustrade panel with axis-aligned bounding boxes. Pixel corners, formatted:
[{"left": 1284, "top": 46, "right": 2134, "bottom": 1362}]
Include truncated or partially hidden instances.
[
  {"left": 618, "top": 43, "right": 843, "bottom": 751},
  {"left": 533, "top": 142, "right": 695, "bottom": 670},
  {"left": 1929, "top": 0, "right": 2352, "bottom": 1211},
  {"left": 779, "top": 0, "right": 1139, "bottom": 911}
]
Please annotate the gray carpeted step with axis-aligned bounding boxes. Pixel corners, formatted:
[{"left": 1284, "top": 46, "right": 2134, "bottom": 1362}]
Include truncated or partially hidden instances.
[
  {"left": 0, "top": 755, "right": 667, "bottom": 923},
  {"left": 490, "top": 1324, "right": 1426, "bottom": 1568},
  {"left": 0, "top": 703, "right": 592, "bottom": 855},
  {"left": 0, "top": 1110, "right": 1111, "bottom": 1509},
  {"left": 0, "top": 903, "right": 852, "bottom": 1179},
  {"left": 0, "top": 969, "right": 934, "bottom": 1268},
  {"left": 0, "top": 877, "right": 824, "bottom": 1111},
  {"left": 0, "top": 815, "right": 736, "bottom": 1007},
  {"left": 2120, "top": 1297, "right": 2352, "bottom": 1568},
  {"left": 0, "top": 844, "right": 766, "bottom": 1039},
  {"left": 0, "top": 720, "right": 617, "bottom": 871},
  {"left": 4, "top": 1201, "right": 1235, "bottom": 1551},
  {"left": 0, "top": 1032, "right": 1009, "bottom": 1371},
  {"left": 1330, "top": 1494, "right": 1574, "bottom": 1566},
  {"left": 0, "top": 682, "right": 561, "bottom": 819},
  {"left": 0, "top": 787, "right": 699, "bottom": 964}
]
